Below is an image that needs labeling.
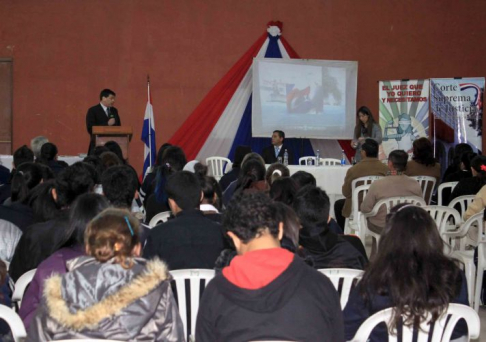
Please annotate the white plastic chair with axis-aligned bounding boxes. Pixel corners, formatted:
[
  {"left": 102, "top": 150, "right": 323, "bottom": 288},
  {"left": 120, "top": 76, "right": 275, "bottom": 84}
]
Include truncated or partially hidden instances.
[
  {"left": 438, "top": 181, "right": 458, "bottom": 206},
  {"left": 361, "top": 196, "right": 426, "bottom": 249},
  {"left": 448, "top": 195, "right": 476, "bottom": 217},
  {"left": 444, "top": 212, "right": 483, "bottom": 309},
  {"left": 12, "top": 268, "right": 36, "bottom": 309},
  {"left": 170, "top": 269, "right": 215, "bottom": 342},
  {"left": 54, "top": 340, "right": 125, "bottom": 342},
  {"left": 298, "top": 157, "right": 341, "bottom": 166},
  {"left": 206, "top": 157, "right": 231, "bottom": 181},
  {"left": 318, "top": 268, "right": 364, "bottom": 308},
  {"left": 422, "top": 205, "right": 461, "bottom": 251},
  {"left": 411, "top": 175, "right": 436, "bottom": 204},
  {"left": 349, "top": 303, "right": 480, "bottom": 342},
  {"left": 473, "top": 214, "right": 486, "bottom": 312},
  {"left": 0, "top": 304, "right": 27, "bottom": 342},
  {"left": 148, "top": 211, "right": 172, "bottom": 227}
]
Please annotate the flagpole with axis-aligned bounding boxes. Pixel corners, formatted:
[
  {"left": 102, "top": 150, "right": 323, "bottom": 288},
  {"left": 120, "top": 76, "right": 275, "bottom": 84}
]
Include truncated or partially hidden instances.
[{"left": 147, "top": 74, "right": 152, "bottom": 171}]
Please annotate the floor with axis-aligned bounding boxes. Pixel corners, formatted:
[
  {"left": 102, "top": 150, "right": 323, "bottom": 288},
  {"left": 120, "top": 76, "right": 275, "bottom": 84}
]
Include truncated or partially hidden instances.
[{"left": 475, "top": 307, "right": 486, "bottom": 341}]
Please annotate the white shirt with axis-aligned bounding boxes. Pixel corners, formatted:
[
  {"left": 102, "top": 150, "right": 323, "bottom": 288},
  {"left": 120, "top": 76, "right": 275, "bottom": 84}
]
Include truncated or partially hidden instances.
[
  {"left": 100, "top": 102, "right": 109, "bottom": 116},
  {"left": 200, "top": 204, "right": 219, "bottom": 213}
]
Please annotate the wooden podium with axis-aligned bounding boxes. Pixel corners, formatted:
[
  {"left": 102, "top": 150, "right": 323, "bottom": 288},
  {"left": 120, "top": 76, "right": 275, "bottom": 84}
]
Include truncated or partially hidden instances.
[{"left": 92, "top": 126, "right": 133, "bottom": 160}]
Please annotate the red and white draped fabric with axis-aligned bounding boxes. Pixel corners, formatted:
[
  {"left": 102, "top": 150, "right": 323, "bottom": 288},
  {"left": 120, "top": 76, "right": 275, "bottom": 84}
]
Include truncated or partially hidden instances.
[{"left": 169, "top": 21, "right": 352, "bottom": 162}]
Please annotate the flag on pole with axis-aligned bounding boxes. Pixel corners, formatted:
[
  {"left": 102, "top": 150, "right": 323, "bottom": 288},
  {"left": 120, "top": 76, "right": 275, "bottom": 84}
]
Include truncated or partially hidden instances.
[{"left": 141, "top": 77, "right": 156, "bottom": 178}]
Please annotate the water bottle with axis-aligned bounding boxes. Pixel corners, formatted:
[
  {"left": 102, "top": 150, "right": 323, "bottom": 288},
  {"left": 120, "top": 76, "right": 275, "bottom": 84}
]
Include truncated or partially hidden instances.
[
  {"left": 283, "top": 149, "right": 289, "bottom": 166},
  {"left": 341, "top": 150, "right": 346, "bottom": 166},
  {"left": 315, "top": 149, "right": 320, "bottom": 167}
]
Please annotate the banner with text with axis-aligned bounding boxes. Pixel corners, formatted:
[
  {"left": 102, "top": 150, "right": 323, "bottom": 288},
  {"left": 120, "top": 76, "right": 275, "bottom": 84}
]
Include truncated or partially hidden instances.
[
  {"left": 379, "top": 79, "right": 429, "bottom": 158},
  {"left": 430, "top": 78, "right": 484, "bottom": 151}
]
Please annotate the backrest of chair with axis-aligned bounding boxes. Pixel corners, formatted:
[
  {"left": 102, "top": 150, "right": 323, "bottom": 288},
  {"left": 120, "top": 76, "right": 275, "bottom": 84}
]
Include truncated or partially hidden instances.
[
  {"left": 318, "top": 268, "right": 364, "bottom": 308},
  {"left": 54, "top": 340, "right": 125, "bottom": 342},
  {"left": 299, "top": 156, "right": 316, "bottom": 165},
  {"left": 206, "top": 157, "right": 231, "bottom": 180},
  {"left": 170, "top": 269, "right": 216, "bottom": 341},
  {"left": 12, "top": 268, "right": 36, "bottom": 308},
  {"left": 349, "top": 303, "right": 480, "bottom": 342},
  {"left": 448, "top": 195, "right": 476, "bottom": 216},
  {"left": 0, "top": 304, "right": 26, "bottom": 342},
  {"left": 422, "top": 205, "right": 461, "bottom": 238},
  {"left": 410, "top": 176, "right": 436, "bottom": 205},
  {"left": 321, "top": 158, "right": 341, "bottom": 166},
  {"left": 351, "top": 184, "right": 372, "bottom": 220},
  {"left": 373, "top": 196, "right": 427, "bottom": 214},
  {"left": 437, "top": 181, "right": 458, "bottom": 206},
  {"left": 148, "top": 211, "right": 171, "bottom": 227}
]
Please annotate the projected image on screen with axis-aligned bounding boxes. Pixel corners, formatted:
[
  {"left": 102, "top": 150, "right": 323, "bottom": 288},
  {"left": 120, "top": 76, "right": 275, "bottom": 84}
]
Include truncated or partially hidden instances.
[{"left": 252, "top": 58, "right": 357, "bottom": 139}]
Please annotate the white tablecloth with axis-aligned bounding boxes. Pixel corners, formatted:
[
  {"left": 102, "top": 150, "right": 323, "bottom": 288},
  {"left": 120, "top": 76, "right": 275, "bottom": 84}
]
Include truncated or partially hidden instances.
[{"left": 0, "top": 155, "right": 83, "bottom": 171}]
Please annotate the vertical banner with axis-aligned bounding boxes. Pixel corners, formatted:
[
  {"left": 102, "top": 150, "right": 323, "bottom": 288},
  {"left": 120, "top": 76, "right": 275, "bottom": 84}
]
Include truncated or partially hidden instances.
[
  {"left": 430, "top": 77, "right": 484, "bottom": 151},
  {"left": 379, "top": 79, "right": 429, "bottom": 158}
]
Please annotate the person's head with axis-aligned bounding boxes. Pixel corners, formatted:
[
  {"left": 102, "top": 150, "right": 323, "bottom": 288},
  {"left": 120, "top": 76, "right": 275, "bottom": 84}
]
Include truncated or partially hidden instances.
[
  {"left": 454, "top": 143, "right": 474, "bottom": 164},
  {"left": 270, "top": 177, "right": 298, "bottom": 206},
  {"left": 99, "top": 89, "right": 116, "bottom": 107},
  {"left": 387, "top": 150, "right": 408, "bottom": 172},
  {"left": 293, "top": 186, "right": 330, "bottom": 236},
  {"left": 85, "top": 208, "right": 141, "bottom": 269},
  {"left": 471, "top": 155, "right": 486, "bottom": 180},
  {"left": 101, "top": 165, "right": 138, "bottom": 208},
  {"left": 271, "top": 130, "right": 285, "bottom": 146},
  {"left": 11, "top": 162, "right": 44, "bottom": 203},
  {"left": 83, "top": 155, "right": 104, "bottom": 183},
  {"left": 166, "top": 171, "right": 202, "bottom": 214},
  {"left": 60, "top": 193, "right": 110, "bottom": 248},
  {"left": 274, "top": 202, "right": 301, "bottom": 251},
  {"left": 223, "top": 192, "right": 282, "bottom": 254},
  {"left": 361, "top": 204, "right": 461, "bottom": 331},
  {"left": 265, "top": 163, "right": 290, "bottom": 185},
  {"left": 54, "top": 162, "right": 97, "bottom": 208},
  {"left": 361, "top": 138, "right": 379, "bottom": 159},
  {"left": 194, "top": 163, "right": 222, "bottom": 209},
  {"left": 235, "top": 158, "right": 266, "bottom": 194},
  {"left": 99, "top": 151, "right": 122, "bottom": 170},
  {"left": 25, "top": 180, "right": 59, "bottom": 222},
  {"left": 155, "top": 146, "right": 187, "bottom": 203},
  {"left": 92, "top": 145, "right": 109, "bottom": 157},
  {"left": 13, "top": 145, "right": 34, "bottom": 169},
  {"left": 290, "top": 171, "right": 316, "bottom": 189},
  {"left": 355, "top": 106, "right": 376, "bottom": 139},
  {"left": 232, "top": 146, "right": 252, "bottom": 169},
  {"left": 412, "top": 137, "right": 436, "bottom": 166},
  {"left": 38, "top": 142, "right": 58, "bottom": 163},
  {"left": 104, "top": 141, "right": 125, "bottom": 164},
  {"left": 155, "top": 143, "right": 172, "bottom": 168},
  {"left": 30, "top": 136, "right": 49, "bottom": 159}
]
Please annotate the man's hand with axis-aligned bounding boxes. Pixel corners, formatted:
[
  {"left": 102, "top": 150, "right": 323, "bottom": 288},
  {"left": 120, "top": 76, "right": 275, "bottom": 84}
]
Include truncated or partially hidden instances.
[{"left": 108, "top": 118, "right": 115, "bottom": 126}]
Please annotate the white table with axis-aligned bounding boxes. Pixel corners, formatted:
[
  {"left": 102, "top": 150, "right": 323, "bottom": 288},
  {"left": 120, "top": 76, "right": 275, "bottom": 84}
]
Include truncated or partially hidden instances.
[{"left": 0, "top": 155, "right": 83, "bottom": 171}]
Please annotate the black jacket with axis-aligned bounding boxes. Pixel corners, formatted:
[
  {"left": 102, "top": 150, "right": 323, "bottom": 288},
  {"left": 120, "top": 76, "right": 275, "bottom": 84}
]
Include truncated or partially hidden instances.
[
  {"left": 261, "top": 144, "right": 294, "bottom": 165},
  {"left": 0, "top": 202, "right": 34, "bottom": 232},
  {"left": 196, "top": 255, "right": 344, "bottom": 342},
  {"left": 143, "top": 209, "right": 225, "bottom": 270},
  {"left": 85, "top": 104, "right": 121, "bottom": 154}
]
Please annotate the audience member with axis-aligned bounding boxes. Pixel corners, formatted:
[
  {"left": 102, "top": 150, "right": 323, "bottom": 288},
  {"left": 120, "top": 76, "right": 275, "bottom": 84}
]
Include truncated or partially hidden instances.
[
  {"left": 444, "top": 151, "right": 476, "bottom": 183},
  {"left": 404, "top": 137, "right": 441, "bottom": 183},
  {"left": 143, "top": 171, "right": 225, "bottom": 270},
  {"left": 145, "top": 146, "right": 187, "bottom": 223},
  {"left": 219, "top": 145, "right": 251, "bottom": 191},
  {"left": 361, "top": 150, "right": 423, "bottom": 252},
  {"left": 194, "top": 163, "right": 223, "bottom": 222},
  {"left": 290, "top": 170, "right": 316, "bottom": 189},
  {"left": 9, "top": 162, "right": 96, "bottom": 281},
  {"left": 450, "top": 155, "right": 486, "bottom": 202},
  {"left": 82, "top": 155, "right": 104, "bottom": 183},
  {"left": 344, "top": 204, "right": 468, "bottom": 341},
  {"left": 334, "top": 139, "right": 388, "bottom": 229},
  {"left": 293, "top": 186, "right": 367, "bottom": 269},
  {"left": 30, "top": 135, "right": 49, "bottom": 160},
  {"left": 443, "top": 143, "right": 474, "bottom": 182},
  {"left": 269, "top": 177, "right": 298, "bottom": 206},
  {"left": 232, "top": 157, "right": 268, "bottom": 197},
  {"left": 140, "top": 142, "right": 172, "bottom": 203},
  {"left": 36, "top": 142, "right": 68, "bottom": 175},
  {"left": 104, "top": 140, "right": 126, "bottom": 164},
  {"left": 0, "top": 145, "right": 34, "bottom": 204},
  {"left": 28, "top": 209, "right": 185, "bottom": 341},
  {"left": 265, "top": 162, "right": 290, "bottom": 185},
  {"left": 91, "top": 145, "right": 109, "bottom": 157},
  {"left": 196, "top": 192, "right": 344, "bottom": 342},
  {"left": 20, "top": 193, "right": 110, "bottom": 329},
  {"left": 5, "top": 162, "right": 44, "bottom": 206},
  {"left": 99, "top": 151, "right": 122, "bottom": 170}
]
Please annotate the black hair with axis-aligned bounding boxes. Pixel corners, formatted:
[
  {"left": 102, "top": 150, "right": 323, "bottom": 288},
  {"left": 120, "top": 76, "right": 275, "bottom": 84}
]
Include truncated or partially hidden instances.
[
  {"left": 37, "top": 142, "right": 58, "bottom": 163},
  {"left": 388, "top": 150, "right": 408, "bottom": 172},
  {"left": 101, "top": 165, "right": 138, "bottom": 208},
  {"left": 265, "top": 163, "right": 290, "bottom": 185},
  {"left": 194, "top": 163, "right": 222, "bottom": 209},
  {"left": 361, "top": 139, "right": 379, "bottom": 158},
  {"left": 83, "top": 156, "right": 104, "bottom": 183},
  {"left": 274, "top": 202, "right": 300, "bottom": 250},
  {"left": 471, "top": 155, "right": 486, "bottom": 185},
  {"left": 354, "top": 106, "right": 378, "bottom": 140},
  {"left": 166, "top": 171, "right": 201, "bottom": 210},
  {"left": 100, "top": 151, "right": 122, "bottom": 170},
  {"left": 232, "top": 146, "right": 252, "bottom": 169},
  {"left": 290, "top": 171, "right": 317, "bottom": 189},
  {"left": 155, "top": 146, "right": 187, "bottom": 203},
  {"left": 155, "top": 143, "right": 173, "bottom": 168},
  {"left": 270, "top": 177, "right": 298, "bottom": 206},
  {"left": 58, "top": 193, "right": 110, "bottom": 249},
  {"left": 412, "top": 137, "right": 436, "bottom": 166},
  {"left": 292, "top": 185, "right": 330, "bottom": 236},
  {"left": 13, "top": 145, "right": 34, "bottom": 168},
  {"left": 223, "top": 192, "right": 279, "bottom": 244},
  {"left": 54, "top": 162, "right": 97, "bottom": 208},
  {"left": 25, "top": 180, "right": 60, "bottom": 222},
  {"left": 234, "top": 158, "right": 266, "bottom": 196},
  {"left": 92, "top": 145, "right": 110, "bottom": 157},
  {"left": 10, "top": 162, "right": 44, "bottom": 203},
  {"left": 99, "top": 89, "right": 116, "bottom": 100},
  {"left": 104, "top": 141, "right": 125, "bottom": 164},
  {"left": 273, "top": 130, "right": 285, "bottom": 140}
]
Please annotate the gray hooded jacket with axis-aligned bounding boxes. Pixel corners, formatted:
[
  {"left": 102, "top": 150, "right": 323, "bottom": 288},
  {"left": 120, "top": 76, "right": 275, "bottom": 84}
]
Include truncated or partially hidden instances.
[{"left": 27, "top": 256, "right": 185, "bottom": 341}]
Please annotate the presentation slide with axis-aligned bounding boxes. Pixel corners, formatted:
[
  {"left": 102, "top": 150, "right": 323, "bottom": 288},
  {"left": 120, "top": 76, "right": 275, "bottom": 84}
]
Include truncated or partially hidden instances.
[{"left": 252, "top": 58, "right": 357, "bottom": 139}]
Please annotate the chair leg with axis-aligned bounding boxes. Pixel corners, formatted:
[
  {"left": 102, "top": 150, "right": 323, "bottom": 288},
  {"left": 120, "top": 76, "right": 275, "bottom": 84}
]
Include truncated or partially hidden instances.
[
  {"left": 464, "top": 261, "right": 476, "bottom": 307},
  {"left": 474, "top": 267, "right": 483, "bottom": 312}
]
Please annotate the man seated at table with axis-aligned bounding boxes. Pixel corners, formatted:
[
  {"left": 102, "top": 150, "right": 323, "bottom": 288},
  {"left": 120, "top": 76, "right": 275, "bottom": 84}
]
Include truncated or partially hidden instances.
[
  {"left": 261, "top": 130, "right": 294, "bottom": 165},
  {"left": 334, "top": 139, "right": 388, "bottom": 229}
]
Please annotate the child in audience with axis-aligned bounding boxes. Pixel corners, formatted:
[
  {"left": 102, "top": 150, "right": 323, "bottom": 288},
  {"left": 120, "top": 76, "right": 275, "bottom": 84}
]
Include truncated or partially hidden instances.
[
  {"left": 28, "top": 208, "right": 185, "bottom": 341},
  {"left": 344, "top": 204, "right": 468, "bottom": 341}
]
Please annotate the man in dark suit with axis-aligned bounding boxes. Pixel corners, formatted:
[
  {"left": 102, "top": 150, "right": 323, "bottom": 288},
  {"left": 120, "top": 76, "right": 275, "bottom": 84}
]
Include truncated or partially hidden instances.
[
  {"left": 261, "top": 130, "right": 294, "bottom": 165},
  {"left": 86, "top": 89, "right": 121, "bottom": 155}
]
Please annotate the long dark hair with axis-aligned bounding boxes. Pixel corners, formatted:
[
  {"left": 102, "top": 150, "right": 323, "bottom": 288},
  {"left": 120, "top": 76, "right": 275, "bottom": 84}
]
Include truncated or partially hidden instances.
[
  {"left": 154, "top": 146, "right": 187, "bottom": 203},
  {"left": 412, "top": 137, "right": 436, "bottom": 166},
  {"left": 11, "top": 162, "right": 44, "bottom": 202},
  {"left": 36, "top": 142, "right": 58, "bottom": 164},
  {"left": 354, "top": 106, "right": 377, "bottom": 140},
  {"left": 471, "top": 155, "right": 486, "bottom": 186},
  {"left": 234, "top": 158, "right": 266, "bottom": 196},
  {"left": 360, "top": 204, "right": 462, "bottom": 331},
  {"left": 194, "top": 163, "right": 222, "bottom": 210}
]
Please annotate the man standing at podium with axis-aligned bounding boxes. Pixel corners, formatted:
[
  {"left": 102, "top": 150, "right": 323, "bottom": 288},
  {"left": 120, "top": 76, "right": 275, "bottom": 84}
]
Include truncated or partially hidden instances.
[{"left": 86, "top": 89, "right": 121, "bottom": 155}]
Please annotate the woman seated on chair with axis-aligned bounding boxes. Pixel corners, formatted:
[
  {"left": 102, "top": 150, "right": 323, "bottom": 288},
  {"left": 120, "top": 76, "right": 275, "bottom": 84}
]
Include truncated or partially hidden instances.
[
  {"left": 450, "top": 155, "right": 486, "bottom": 202},
  {"left": 343, "top": 204, "right": 468, "bottom": 341},
  {"left": 28, "top": 209, "right": 185, "bottom": 341},
  {"left": 404, "top": 137, "right": 441, "bottom": 183}
]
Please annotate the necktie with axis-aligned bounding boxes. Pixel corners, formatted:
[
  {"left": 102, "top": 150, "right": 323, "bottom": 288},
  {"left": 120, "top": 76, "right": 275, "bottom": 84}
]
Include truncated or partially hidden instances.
[
  {"left": 106, "top": 107, "right": 111, "bottom": 117},
  {"left": 275, "top": 146, "right": 279, "bottom": 158}
]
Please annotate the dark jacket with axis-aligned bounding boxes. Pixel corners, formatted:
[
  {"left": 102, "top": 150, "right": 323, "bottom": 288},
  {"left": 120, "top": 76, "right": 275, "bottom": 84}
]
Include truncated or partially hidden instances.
[
  {"left": 219, "top": 167, "right": 239, "bottom": 192},
  {"left": 343, "top": 273, "right": 469, "bottom": 341},
  {"left": 85, "top": 104, "right": 121, "bottom": 154},
  {"left": 27, "top": 257, "right": 185, "bottom": 341},
  {"left": 143, "top": 209, "right": 225, "bottom": 270},
  {"left": 0, "top": 202, "right": 34, "bottom": 232},
  {"left": 144, "top": 193, "right": 170, "bottom": 224},
  {"left": 196, "top": 254, "right": 344, "bottom": 342},
  {"left": 450, "top": 176, "right": 484, "bottom": 202},
  {"left": 261, "top": 144, "right": 295, "bottom": 165}
]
